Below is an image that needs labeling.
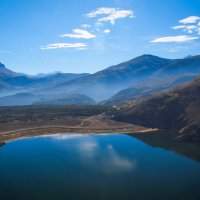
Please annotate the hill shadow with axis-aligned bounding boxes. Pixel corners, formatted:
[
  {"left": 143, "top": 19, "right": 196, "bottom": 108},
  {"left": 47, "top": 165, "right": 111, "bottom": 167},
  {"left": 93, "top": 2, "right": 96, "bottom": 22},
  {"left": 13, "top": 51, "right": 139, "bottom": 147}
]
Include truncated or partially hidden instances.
[{"left": 128, "top": 130, "right": 200, "bottom": 163}]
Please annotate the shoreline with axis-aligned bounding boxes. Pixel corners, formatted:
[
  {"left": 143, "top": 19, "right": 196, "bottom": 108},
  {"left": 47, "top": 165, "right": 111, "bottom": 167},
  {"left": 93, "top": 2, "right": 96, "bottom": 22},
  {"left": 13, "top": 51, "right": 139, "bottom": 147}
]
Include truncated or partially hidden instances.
[{"left": 0, "top": 126, "right": 158, "bottom": 144}]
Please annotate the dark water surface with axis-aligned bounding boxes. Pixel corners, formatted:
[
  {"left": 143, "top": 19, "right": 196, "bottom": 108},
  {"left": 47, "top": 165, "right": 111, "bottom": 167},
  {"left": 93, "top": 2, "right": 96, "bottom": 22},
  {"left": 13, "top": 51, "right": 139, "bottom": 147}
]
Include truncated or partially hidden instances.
[{"left": 0, "top": 133, "right": 200, "bottom": 200}]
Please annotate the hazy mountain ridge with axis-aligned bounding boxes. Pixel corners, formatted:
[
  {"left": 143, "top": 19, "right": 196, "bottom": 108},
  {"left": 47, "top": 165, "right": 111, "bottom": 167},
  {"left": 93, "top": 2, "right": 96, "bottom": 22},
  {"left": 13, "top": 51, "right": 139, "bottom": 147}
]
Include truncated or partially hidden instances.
[
  {"left": 104, "top": 55, "right": 200, "bottom": 104},
  {"left": 156, "top": 55, "right": 200, "bottom": 76},
  {"left": 0, "top": 63, "right": 89, "bottom": 95},
  {"left": 33, "top": 94, "right": 96, "bottom": 105},
  {"left": 46, "top": 55, "right": 174, "bottom": 101},
  {"left": 1, "top": 54, "right": 200, "bottom": 106},
  {"left": 0, "top": 92, "right": 95, "bottom": 106},
  {"left": 0, "top": 92, "right": 44, "bottom": 106}
]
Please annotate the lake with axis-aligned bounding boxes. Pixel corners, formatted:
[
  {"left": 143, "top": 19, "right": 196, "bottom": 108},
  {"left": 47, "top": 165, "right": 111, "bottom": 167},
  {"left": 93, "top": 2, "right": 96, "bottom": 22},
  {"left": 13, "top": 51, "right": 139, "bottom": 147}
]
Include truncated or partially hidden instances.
[{"left": 0, "top": 133, "right": 200, "bottom": 200}]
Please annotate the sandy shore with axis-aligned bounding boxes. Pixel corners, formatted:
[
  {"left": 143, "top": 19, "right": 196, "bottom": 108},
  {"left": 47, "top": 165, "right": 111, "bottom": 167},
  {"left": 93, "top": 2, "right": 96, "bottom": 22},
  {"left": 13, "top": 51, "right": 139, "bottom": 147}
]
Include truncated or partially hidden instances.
[{"left": 0, "top": 116, "right": 157, "bottom": 143}]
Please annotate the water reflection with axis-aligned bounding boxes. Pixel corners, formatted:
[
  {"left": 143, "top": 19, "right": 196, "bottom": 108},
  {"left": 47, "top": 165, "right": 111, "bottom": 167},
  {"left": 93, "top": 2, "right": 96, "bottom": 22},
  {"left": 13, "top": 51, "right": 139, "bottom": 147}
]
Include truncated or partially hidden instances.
[
  {"left": 53, "top": 133, "right": 136, "bottom": 174},
  {"left": 131, "top": 130, "right": 200, "bottom": 162},
  {"left": 0, "top": 133, "right": 200, "bottom": 200}
]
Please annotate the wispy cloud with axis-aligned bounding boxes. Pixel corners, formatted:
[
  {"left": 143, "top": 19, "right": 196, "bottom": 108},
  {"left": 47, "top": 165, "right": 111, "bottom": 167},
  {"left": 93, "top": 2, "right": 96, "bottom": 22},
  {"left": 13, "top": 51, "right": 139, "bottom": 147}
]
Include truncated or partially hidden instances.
[
  {"left": 86, "top": 7, "right": 134, "bottom": 25},
  {"left": 41, "top": 7, "right": 134, "bottom": 51},
  {"left": 172, "top": 16, "right": 200, "bottom": 35},
  {"left": 150, "top": 35, "right": 199, "bottom": 43},
  {"left": 183, "top": 25, "right": 198, "bottom": 33},
  {"left": 103, "top": 29, "right": 110, "bottom": 34},
  {"left": 60, "top": 29, "right": 96, "bottom": 39},
  {"left": 172, "top": 25, "right": 186, "bottom": 30},
  {"left": 179, "top": 16, "right": 200, "bottom": 24},
  {"left": 151, "top": 15, "right": 200, "bottom": 46},
  {"left": 41, "top": 43, "right": 87, "bottom": 50},
  {"left": 80, "top": 24, "right": 91, "bottom": 29}
]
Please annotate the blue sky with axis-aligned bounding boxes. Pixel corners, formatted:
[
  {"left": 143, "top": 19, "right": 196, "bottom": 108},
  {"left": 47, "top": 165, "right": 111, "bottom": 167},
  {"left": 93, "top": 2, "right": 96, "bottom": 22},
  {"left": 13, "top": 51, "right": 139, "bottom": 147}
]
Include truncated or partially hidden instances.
[{"left": 0, "top": 0, "right": 200, "bottom": 74}]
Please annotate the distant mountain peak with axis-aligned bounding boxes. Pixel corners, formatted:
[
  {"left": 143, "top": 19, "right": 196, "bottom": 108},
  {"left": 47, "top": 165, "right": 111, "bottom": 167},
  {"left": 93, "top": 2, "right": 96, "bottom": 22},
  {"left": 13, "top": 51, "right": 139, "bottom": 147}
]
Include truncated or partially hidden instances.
[
  {"left": 0, "top": 62, "right": 19, "bottom": 77},
  {"left": 140, "top": 54, "right": 156, "bottom": 57},
  {"left": 135, "top": 54, "right": 169, "bottom": 60},
  {"left": 0, "top": 63, "right": 5, "bottom": 68}
]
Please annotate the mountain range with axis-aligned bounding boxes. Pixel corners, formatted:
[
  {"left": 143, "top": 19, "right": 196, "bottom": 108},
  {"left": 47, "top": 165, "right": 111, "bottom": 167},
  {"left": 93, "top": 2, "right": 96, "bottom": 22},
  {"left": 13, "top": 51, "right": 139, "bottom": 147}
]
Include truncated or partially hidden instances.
[
  {"left": 104, "top": 55, "right": 200, "bottom": 104},
  {"left": 0, "top": 54, "right": 200, "bottom": 106},
  {"left": 45, "top": 54, "right": 173, "bottom": 101},
  {"left": 0, "top": 62, "right": 89, "bottom": 96}
]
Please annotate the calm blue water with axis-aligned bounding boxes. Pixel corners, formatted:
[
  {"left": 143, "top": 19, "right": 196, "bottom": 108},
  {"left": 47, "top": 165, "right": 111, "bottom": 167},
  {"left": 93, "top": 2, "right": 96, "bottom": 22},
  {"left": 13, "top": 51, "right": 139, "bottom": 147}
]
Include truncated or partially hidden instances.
[{"left": 0, "top": 133, "right": 200, "bottom": 200}]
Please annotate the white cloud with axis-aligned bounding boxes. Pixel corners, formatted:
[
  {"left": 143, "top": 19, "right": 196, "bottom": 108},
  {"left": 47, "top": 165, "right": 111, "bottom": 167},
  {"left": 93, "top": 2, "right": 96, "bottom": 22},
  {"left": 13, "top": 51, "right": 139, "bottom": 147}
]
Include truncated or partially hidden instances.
[
  {"left": 185, "top": 25, "right": 197, "bottom": 30},
  {"left": 173, "top": 25, "right": 199, "bottom": 34},
  {"left": 173, "top": 19, "right": 200, "bottom": 34},
  {"left": 41, "top": 43, "right": 87, "bottom": 50},
  {"left": 86, "top": 7, "right": 116, "bottom": 17},
  {"left": 103, "top": 29, "right": 110, "bottom": 33},
  {"left": 77, "top": 47, "right": 88, "bottom": 50},
  {"left": 98, "top": 10, "right": 134, "bottom": 25},
  {"left": 80, "top": 24, "right": 91, "bottom": 29},
  {"left": 182, "top": 25, "right": 198, "bottom": 34},
  {"left": 86, "top": 7, "right": 134, "bottom": 25},
  {"left": 60, "top": 29, "right": 96, "bottom": 39},
  {"left": 150, "top": 35, "right": 199, "bottom": 43},
  {"left": 153, "top": 16, "right": 200, "bottom": 46},
  {"left": 172, "top": 25, "right": 186, "bottom": 29},
  {"left": 179, "top": 16, "right": 200, "bottom": 24}
]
